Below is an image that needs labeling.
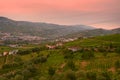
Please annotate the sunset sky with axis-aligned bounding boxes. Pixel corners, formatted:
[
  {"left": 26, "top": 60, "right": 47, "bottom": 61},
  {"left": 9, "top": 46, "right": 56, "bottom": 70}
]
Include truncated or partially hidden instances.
[{"left": 0, "top": 0, "right": 120, "bottom": 29}]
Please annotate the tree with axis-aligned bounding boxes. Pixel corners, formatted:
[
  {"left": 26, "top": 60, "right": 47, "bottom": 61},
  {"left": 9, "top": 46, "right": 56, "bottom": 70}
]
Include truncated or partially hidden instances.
[
  {"left": 81, "top": 51, "right": 94, "bottom": 60},
  {"left": 31, "top": 47, "right": 40, "bottom": 53},
  {"left": 115, "top": 60, "right": 120, "bottom": 70},
  {"left": 18, "top": 49, "right": 31, "bottom": 55},
  {"left": 109, "top": 42, "right": 113, "bottom": 49},
  {"left": 33, "top": 56, "right": 47, "bottom": 64},
  {"left": 63, "top": 49, "right": 73, "bottom": 59},
  {"left": 48, "top": 66, "right": 55, "bottom": 76},
  {"left": 67, "top": 60, "right": 76, "bottom": 70},
  {"left": 22, "top": 69, "right": 32, "bottom": 80}
]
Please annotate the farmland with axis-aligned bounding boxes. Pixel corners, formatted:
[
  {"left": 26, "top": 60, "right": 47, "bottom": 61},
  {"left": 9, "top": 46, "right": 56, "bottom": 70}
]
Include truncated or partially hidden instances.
[{"left": 0, "top": 34, "right": 120, "bottom": 80}]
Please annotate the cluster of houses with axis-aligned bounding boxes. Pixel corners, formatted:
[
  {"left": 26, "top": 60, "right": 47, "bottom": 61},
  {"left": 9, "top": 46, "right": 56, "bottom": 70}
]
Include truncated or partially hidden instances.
[
  {"left": 0, "top": 50, "right": 19, "bottom": 56},
  {"left": 46, "top": 42, "right": 81, "bottom": 52},
  {"left": 46, "top": 38, "right": 79, "bottom": 50},
  {"left": 68, "top": 47, "right": 80, "bottom": 52},
  {"left": 46, "top": 42, "right": 63, "bottom": 49},
  {"left": 46, "top": 42, "right": 113, "bottom": 52},
  {"left": 56, "top": 38, "right": 78, "bottom": 42},
  {"left": 64, "top": 38, "right": 78, "bottom": 42},
  {"left": 0, "top": 32, "right": 45, "bottom": 44}
]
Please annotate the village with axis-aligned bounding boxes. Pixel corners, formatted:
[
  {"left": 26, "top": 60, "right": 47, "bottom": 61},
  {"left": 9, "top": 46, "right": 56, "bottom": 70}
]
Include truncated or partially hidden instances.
[
  {"left": 0, "top": 32, "right": 45, "bottom": 44},
  {"left": 0, "top": 37, "right": 80, "bottom": 57},
  {"left": 0, "top": 35, "right": 100, "bottom": 57}
]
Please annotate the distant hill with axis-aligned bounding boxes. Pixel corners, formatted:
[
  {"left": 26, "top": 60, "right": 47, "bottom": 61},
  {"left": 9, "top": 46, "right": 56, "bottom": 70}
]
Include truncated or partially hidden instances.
[
  {"left": 95, "top": 34, "right": 120, "bottom": 42},
  {"left": 0, "top": 17, "right": 95, "bottom": 39},
  {"left": 81, "top": 29, "right": 112, "bottom": 36},
  {"left": 65, "top": 28, "right": 120, "bottom": 38},
  {"left": 64, "top": 34, "right": 120, "bottom": 47},
  {"left": 111, "top": 28, "right": 120, "bottom": 34}
]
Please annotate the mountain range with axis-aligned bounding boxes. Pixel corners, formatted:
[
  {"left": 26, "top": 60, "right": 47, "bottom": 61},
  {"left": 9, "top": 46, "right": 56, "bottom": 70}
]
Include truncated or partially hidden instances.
[
  {"left": 65, "top": 28, "right": 120, "bottom": 38},
  {"left": 0, "top": 16, "right": 119, "bottom": 40}
]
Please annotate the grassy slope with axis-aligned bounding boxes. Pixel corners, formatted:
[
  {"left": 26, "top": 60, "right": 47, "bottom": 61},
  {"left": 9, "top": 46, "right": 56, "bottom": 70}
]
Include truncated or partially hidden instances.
[
  {"left": 65, "top": 34, "right": 120, "bottom": 47},
  {"left": 0, "top": 34, "right": 120, "bottom": 80}
]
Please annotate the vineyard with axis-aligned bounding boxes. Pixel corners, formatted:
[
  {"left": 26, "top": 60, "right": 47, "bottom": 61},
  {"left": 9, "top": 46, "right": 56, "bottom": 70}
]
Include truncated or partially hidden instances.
[{"left": 0, "top": 34, "right": 120, "bottom": 80}]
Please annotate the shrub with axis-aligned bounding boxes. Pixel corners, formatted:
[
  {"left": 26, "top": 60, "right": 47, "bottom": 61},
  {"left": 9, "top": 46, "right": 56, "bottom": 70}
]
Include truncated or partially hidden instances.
[
  {"left": 17, "top": 49, "right": 31, "bottom": 55},
  {"left": 0, "top": 76, "right": 8, "bottom": 80},
  {"left": 26, "top": 65, "right": 37, "bottom": 73},
  {"left": 22, "top": 69, "right": 32, "bottom": 80},
  {"left": 116, "top": 47, "right": 120, "bottom": 54},
  {"left": 31, "top": 47, "right": 40, "bottom": 53},
  {"left": 64, "top": 53, "right": 73, "bottom": 59},
  {"left": 2, "top": 63, "right": 20, "bottom": 69},
  {"left": 3, "top": 72, "right": 15, "bottom": 79},
  {"left": 86, "top": 71, "right": 96, "bottom": 80},
  {"left": 115, "top": 60, "right": 120, "bottom": 70},
  {"left": 14, "top": 74, "right": 24, "bottom": 80},
  {"left": 67, "top": 60, "right": 76, "bottom": 70},
  {"left": 63, "top": 49, "right": 73, "bottom": 59},
  {"left": 114, "top": 74, "right": 120, "bottom": 80},
  {"left": 64, "top": 70, "right": 76, "bottom": 80},
  {"left": 33, "top": 56, "right": 47, "bottom": 64},
  {"left": 40, "top": 56, "right": 47, "bottom": 63},
  {"left": 81, "top": 51, "right": 94, "bottom": 60},
  {"left": 48, "top": 66, "right": 55, "bottom": 76},
  {"left": 98, "top": 47, "right": 106, "bottom": 52},
  {"left": 76, "top": 70, "right": 86, "bottom": 80},
  {"left": 102, "top": 52, "right": 108, "bottom": 57},
  {"left": 100, "top": 71, "right": 112, "bottom": 80}
]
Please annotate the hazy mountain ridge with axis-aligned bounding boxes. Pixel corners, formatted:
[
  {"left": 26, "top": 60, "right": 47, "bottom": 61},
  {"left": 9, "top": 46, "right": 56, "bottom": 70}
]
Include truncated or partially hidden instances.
[
  {"left": 0, "top": 17, "right": 95, "bottom": 39},
  {"left": 65, "top": 28, "right": 120, "bottom": 38},
  {"left": 0, "top": 16, "right": 119, "bottom": 40},
  {"left": 111, "top": 28, "right": 120, "bottom": 34}
]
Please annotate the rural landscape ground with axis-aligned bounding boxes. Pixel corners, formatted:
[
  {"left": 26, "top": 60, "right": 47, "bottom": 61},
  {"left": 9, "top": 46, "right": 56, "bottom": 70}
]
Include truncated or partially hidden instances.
[{"left": 0, "top": 34, "right": 120, "bottom": 80}]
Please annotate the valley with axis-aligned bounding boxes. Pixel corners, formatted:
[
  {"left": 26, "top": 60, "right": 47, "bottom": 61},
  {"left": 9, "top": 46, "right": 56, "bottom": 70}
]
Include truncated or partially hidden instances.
[{"left": 0, "top": 34, "right": 120, "bottom": 80}]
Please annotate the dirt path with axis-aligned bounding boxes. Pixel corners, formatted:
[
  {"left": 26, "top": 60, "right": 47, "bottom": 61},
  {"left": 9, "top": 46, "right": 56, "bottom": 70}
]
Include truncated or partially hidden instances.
[
  {"left": 60, "top": 63, "right": 66, "bottom": 68},
  {"left": 108, "top": 67, "right": 115, "bottom": 73}
]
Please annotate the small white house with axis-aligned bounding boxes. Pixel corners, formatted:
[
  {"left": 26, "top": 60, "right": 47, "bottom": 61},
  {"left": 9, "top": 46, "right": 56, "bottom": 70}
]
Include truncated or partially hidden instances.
[
  {"left": 9, "top": 50, "right": 18, "bottom": 55},
  {"left": 68, "top": 47, "right": 80, "bottom": 52},
  {"left": 56, "top": 42, "right": 63, "bottom": 46},
  {"left": 9, "top": 51, "right": 13, "bottom": 55},
  {"left": 46, "top": 45, "right": 56, "bottom": 49}
]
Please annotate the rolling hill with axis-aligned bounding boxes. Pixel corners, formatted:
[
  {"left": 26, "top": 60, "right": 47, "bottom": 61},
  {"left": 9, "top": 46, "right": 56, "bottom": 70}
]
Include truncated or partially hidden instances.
[
  {"left": 65, "top": 28, "right": 120, "bottom": 38},
  {"left": 0, "top": 17, "right": 95, "bottom": 39}
]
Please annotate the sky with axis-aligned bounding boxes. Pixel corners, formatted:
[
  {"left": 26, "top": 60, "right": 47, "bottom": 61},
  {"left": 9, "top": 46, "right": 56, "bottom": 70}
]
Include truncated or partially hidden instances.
[{"left": 0, "top": 0, "right": 120, "bottom": 29}]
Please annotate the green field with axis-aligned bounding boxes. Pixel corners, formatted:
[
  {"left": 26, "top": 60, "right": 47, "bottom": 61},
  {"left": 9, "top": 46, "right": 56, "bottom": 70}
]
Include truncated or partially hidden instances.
[{"left": 0, "top": 34, "right": 120, "bottom": 80}]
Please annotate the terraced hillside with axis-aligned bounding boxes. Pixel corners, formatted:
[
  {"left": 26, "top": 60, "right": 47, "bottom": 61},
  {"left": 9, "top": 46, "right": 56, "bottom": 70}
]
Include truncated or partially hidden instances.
[{"left": 0, "top": 34, "right": 120, "bottom": 80}]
